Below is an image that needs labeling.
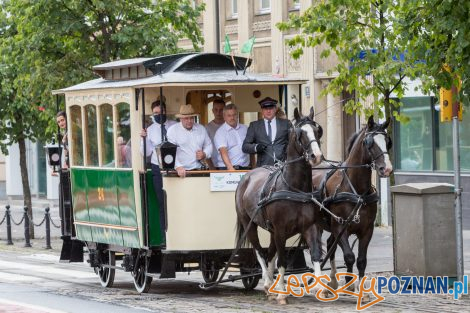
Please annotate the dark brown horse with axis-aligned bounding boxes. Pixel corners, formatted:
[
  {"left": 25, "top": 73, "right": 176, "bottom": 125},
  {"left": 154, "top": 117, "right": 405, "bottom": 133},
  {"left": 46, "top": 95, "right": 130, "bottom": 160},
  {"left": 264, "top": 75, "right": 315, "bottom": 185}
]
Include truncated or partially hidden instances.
[
  {"left": 312, "top": 116, "right": 392, "bottom": 300},
  {"left": 235, "top": 108, "right": 323, "bottom": 304}
]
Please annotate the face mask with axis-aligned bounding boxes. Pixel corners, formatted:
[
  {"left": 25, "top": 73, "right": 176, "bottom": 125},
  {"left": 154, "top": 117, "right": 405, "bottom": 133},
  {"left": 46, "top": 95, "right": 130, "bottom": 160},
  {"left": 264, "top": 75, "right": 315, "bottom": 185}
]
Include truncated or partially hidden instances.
[{"left": 154, "top": 114, "right": 166, "bottom": 124}]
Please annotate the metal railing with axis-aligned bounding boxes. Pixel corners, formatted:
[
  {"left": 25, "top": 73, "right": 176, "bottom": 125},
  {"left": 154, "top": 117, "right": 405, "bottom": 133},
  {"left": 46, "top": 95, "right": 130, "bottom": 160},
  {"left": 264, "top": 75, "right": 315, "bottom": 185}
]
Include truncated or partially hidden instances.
[{"left": 0, "top": 205, "right": 60, "bottom": 249}]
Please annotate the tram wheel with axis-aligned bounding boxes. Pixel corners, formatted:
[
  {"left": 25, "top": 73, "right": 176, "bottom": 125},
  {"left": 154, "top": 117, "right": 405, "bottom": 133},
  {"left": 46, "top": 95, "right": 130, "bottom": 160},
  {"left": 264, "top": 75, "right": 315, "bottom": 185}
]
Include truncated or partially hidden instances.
[
  {"left": 133, "top": 255, "right": 152, "bottom": 293},
  {"left": 240, "top": 264, "right": 260, "bottom": 291},
  {"left": 201, "top": 261, "right": 220, "bottom": 283},
  {"left": 95, "top": 250, "right": 115, "bottom": 288}
]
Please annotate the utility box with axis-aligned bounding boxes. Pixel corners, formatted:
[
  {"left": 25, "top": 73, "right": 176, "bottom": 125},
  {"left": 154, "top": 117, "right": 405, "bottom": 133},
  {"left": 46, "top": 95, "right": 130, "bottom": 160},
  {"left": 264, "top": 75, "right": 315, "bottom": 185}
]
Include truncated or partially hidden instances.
[{"left": 391, "top": 183, "right": 456, "bottom": 278}]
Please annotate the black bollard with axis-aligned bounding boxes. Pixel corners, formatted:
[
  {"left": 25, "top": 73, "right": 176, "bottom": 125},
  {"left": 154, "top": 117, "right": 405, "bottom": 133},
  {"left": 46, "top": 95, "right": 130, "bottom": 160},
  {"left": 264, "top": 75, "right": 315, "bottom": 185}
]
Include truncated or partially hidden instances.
[
  {"left": 6, "top": 205, "right": 13, "bottom": 245},
  {"left": 24, "top": 206, "right": 31, "bottom": 247},
  {"left": 45, "top": 207, "right": 51, "bottom": 249}
]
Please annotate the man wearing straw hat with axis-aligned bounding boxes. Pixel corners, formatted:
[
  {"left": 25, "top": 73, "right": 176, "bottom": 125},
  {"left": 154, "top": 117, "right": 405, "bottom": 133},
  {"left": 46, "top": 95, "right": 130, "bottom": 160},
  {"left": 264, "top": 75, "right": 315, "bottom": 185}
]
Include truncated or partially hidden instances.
[{"left": 167, "top": 104, "right": 213, "bottom": 178}]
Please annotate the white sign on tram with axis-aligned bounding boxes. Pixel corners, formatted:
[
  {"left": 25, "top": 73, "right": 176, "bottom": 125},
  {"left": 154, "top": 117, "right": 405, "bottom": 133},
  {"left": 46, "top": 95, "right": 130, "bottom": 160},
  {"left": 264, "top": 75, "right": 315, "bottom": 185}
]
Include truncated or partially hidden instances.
[{"left": 210, "top": 172, "right": 246, "bottom": 192}]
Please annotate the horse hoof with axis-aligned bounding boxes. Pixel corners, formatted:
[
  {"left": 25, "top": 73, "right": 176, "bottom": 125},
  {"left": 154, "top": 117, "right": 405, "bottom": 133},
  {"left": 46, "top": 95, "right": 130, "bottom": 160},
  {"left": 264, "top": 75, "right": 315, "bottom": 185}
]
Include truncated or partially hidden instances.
[
  {"left": 361, "top": 293, "right": 370, "bottom": 303},
  {"left": 346, "top": 283, "right": 356, "bottom": 292},
  {"left": 267, "top": 294, "right": 277, "bottom": 301},
  {"left": 320, "top": 289, "right": 332, "bottom": 298},
  {"left": 277, "top": 297, "right": 288, "bottom": 305}
]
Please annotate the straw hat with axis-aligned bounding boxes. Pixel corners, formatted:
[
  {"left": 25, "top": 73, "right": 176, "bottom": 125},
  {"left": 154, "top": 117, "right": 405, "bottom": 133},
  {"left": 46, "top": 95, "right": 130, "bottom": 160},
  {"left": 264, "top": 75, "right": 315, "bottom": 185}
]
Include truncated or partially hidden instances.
[{"left": 175, "top": 104, "right": 198, "bottom": 118}]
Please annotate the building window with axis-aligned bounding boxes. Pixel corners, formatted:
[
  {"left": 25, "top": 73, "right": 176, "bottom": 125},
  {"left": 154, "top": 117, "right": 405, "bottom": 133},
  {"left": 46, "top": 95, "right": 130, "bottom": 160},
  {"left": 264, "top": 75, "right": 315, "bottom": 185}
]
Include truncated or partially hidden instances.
[
  {"left": 394, "top": 96, "right": 470, "bottom": 172},
  {"left": 260, "top": 0, "right": 271, "bottom": 14},
  {"left": 293, "top": 0, "right": 300, "bottom": 10},
  {"left": 231, "top": 0, "right": 238, "bottom": 17}
]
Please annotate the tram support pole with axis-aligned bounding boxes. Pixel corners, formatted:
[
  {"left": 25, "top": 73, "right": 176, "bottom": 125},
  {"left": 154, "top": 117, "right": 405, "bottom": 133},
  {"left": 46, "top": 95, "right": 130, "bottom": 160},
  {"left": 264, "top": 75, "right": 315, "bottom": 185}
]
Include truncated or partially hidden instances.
[{"left": 452, "top": 116, "right": 464, "bottom": 283}]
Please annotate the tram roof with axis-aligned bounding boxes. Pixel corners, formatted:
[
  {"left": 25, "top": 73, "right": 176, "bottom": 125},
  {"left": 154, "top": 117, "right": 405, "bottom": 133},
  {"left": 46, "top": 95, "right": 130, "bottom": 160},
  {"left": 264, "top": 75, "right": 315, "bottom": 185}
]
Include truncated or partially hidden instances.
[{"left": 54, "top": 53, "right": 307, "bottom": 94}]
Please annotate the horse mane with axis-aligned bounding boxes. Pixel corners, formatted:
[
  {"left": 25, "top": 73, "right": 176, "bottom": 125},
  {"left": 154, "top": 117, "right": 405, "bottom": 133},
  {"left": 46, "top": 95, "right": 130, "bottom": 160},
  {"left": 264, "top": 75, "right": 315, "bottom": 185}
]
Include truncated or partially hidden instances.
[
  {"left": 346, "top": 122, "right": 383, "bottom": 154},
  {"left": 346, "top": 130, "right": 362, "bottom": 154}
]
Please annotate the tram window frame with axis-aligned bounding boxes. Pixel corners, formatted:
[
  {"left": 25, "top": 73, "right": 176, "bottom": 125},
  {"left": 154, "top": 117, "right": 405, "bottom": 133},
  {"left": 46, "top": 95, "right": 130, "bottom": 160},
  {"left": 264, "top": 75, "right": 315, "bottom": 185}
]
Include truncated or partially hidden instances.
[
  {"left": 69, "top": 105, "right": 84, "bottom": 166},
  {"left": 99, "top": 103, "right": 115, "bottom": 167},
  {"left": 116, "top": 102, "right": 132, "bottom": 168},
  {"left": 84, "top": 104, "right": 99, "bottom": 167}
]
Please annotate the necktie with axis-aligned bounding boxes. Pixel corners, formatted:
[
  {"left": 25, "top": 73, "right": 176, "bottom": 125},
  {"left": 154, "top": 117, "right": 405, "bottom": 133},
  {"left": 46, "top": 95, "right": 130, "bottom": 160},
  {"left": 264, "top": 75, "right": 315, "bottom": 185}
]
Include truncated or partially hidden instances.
[
  {"left": 162, "top": 124, "right": 167, "bottom": 141},
  {"left": 267, "top": 120, "right": 272, "bottom": 143}
]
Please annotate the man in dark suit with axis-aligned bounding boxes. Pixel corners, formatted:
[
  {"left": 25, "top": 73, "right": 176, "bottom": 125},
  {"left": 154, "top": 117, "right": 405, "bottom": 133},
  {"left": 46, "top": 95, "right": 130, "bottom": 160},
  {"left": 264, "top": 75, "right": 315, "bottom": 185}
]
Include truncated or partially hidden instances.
[{"left": 242, "top": 97, "right": 290, "bottom": 167}]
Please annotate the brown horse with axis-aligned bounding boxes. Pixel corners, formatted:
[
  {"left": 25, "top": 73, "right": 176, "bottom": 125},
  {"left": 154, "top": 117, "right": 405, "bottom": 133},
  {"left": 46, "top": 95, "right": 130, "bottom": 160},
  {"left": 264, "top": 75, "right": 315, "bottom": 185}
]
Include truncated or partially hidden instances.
[
  {"left": 235, "top": 108, "right": 324, "bottom": 304},
  {"left": 312, "top": 116, "right": 392, "bottom": 298}
]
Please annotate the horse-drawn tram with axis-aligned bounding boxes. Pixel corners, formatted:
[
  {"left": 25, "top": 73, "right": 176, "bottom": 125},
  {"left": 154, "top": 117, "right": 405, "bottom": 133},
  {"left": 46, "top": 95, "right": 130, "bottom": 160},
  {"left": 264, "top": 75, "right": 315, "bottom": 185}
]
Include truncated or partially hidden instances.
[{"left": 54, "top": 52, "right": 316, "bottom": 293}]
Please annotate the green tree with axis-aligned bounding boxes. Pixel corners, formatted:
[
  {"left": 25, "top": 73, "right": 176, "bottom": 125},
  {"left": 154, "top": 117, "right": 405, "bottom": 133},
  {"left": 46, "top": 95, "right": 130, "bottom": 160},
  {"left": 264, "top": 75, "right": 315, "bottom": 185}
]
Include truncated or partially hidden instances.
[
  {"left": 0, "top": 0, "right": 204, "bottom": 237},
  {"left": 278, "top": 0, "right": 427, "bottom": 125},
  {"left": 397, "top": 0, "right": 470, "bottom": 104}
]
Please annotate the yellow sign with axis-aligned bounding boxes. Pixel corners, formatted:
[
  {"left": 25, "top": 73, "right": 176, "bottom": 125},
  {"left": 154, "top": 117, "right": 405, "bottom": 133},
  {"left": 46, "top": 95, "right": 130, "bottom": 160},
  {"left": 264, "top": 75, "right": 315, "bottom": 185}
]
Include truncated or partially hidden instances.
[{"left": 440, "top": 66, "right": 463, "bottom": 122}]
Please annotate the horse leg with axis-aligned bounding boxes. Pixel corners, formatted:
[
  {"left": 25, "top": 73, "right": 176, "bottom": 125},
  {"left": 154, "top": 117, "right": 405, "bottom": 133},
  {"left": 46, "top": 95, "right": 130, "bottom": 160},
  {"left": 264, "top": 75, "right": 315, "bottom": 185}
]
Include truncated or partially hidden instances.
[
  {"left": 356, "top": 229, "right": 374, "bottom": 303},
  {"left": 265, "top": 238, "right": 278, "bottom": 299},
  {"left": 326, "top": 234, "right": 339, "bottom": 289},
  {"left": 336, "top": 228, "right": 355, "bottom": 291},
  {"left": 272, "top": 232, "right": 288, "bottom": 305},
  {"left": 303, "top": 224, "right": 325, "bottom": 297}
]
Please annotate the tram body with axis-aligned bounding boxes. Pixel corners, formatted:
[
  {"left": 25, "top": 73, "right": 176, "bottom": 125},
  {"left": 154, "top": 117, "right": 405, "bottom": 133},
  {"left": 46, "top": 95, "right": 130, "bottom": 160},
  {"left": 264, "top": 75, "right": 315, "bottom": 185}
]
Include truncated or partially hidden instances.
[{"left": 57, "top": 53, "right": 308, "bottom": 291}]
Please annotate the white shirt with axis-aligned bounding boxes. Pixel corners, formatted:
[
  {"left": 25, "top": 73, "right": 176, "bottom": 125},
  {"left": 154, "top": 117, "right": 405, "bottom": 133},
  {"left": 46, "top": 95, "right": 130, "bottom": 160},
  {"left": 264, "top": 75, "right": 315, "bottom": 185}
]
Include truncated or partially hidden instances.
[
  {"left": 206, "top": 120, "right": 224, "bottom": 166},
  {"left": 141, "top": 119, "right": 177, "bottom": 166},
  {"left": 167, "top": 122, "right": 213, "bottom": 170},
  {"left": 214, "top": 122, "right": 249, "bottom": 168},
  {"left": 264, "top": 117, "right": 277, "bottom": 143}
]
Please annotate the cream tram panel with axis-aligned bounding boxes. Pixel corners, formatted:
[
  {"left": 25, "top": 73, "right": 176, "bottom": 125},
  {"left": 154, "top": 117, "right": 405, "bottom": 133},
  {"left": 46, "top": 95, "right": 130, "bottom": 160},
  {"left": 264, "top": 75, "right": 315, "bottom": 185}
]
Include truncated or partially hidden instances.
[{"left": 163, "top": 176, "right": 299, "bottom": 251}]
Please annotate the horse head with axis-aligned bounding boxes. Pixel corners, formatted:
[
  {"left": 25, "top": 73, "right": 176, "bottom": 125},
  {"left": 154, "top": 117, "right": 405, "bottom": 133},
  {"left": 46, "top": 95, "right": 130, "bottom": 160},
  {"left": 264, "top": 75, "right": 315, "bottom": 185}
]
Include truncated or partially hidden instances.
[
  {"left": 363, "top": 116, "right": 393, "bottom": 177},
  {"left": 292, "top": 107, "right": 323, "bottom": 166}
]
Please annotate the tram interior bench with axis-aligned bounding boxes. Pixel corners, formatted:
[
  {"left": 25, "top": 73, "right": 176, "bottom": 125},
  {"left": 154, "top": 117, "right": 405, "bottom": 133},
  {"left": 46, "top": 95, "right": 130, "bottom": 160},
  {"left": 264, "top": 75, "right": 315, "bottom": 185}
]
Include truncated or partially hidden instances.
[{"left": 391, "top": 183, "right": 456, "bottom": 282}]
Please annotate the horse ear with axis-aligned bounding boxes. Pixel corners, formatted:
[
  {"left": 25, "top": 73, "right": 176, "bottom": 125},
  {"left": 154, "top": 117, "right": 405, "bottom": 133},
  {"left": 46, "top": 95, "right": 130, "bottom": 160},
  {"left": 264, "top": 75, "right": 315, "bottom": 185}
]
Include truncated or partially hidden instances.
[
  {"left": 367, "top": 115, "right": 375, "bottom": 129},
  {"left": 294, "top": 107, "right": 301, "bottom": 122},
  {"left": 309, "top": 106, "right": 315, "bottom": 120},
  {"left": 382, "top": 117, "right": 391, "bottom": 130}
]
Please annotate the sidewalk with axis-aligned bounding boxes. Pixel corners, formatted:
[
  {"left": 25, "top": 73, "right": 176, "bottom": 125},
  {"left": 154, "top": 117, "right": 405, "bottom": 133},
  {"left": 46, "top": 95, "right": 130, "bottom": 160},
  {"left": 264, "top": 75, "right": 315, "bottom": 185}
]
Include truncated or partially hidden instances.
[{"left": 0, "top": 197, "right": 62, "bottom": 241}]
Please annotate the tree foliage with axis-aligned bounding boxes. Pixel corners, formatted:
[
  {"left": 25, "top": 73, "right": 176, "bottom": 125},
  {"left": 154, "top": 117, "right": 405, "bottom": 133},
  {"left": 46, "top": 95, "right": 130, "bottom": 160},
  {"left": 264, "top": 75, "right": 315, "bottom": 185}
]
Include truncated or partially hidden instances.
[
  {"left": 1, "top": 0, "right": 205, "bottom": 142},
  {"left": 397, "top": 0, "right": 470, "bottom": 106},
  {"left": 278, "top": 0, "right": 427, "bottom": 123},
  {"left": 0, "top": 0, "right": 204, "bottom": 232}
]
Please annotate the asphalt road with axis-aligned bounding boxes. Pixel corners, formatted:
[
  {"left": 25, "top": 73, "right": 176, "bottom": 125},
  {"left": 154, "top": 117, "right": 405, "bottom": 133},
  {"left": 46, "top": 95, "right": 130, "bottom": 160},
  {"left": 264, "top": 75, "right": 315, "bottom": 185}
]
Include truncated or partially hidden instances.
[{"left": 0, "top": 229, "right": 469, "bottom": 313}]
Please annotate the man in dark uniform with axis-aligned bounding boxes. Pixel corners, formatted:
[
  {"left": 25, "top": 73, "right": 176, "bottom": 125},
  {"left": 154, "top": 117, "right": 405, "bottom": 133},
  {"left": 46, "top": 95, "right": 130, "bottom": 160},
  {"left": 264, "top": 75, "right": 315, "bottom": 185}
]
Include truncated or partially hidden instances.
[{"left": 242, "top": 97, "right": 290, "bottom": 167}]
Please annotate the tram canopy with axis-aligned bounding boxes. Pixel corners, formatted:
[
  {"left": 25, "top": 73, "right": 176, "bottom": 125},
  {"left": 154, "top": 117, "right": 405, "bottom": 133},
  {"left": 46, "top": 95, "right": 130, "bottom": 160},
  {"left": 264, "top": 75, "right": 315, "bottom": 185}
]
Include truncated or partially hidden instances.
[{"left": 54, "top": 53, "right": 307, "bottom": 94}]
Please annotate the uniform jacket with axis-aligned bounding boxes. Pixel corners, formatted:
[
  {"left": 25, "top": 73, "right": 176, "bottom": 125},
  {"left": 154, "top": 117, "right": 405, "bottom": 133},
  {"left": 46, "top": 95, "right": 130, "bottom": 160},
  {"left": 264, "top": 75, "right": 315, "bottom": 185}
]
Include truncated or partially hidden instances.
[{"left": 242, "top": 118, "right": 290, "bottom": 167}]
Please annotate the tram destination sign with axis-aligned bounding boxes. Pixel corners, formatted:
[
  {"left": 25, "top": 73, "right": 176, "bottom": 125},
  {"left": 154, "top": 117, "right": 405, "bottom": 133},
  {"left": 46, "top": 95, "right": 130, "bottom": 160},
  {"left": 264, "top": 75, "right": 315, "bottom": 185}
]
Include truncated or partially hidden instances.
[{"left": 210, "top": 172, "right": 246, "bottom": 192}]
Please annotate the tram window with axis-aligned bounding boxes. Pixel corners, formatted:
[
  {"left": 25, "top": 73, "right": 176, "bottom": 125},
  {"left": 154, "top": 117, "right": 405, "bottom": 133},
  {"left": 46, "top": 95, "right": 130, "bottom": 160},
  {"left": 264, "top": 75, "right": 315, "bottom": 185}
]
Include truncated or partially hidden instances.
[
  {"left": 117, "top": 103, "right": 132, "bottom": 168},
  {"left": 100, "top": 104, "right": 114, "bottom": 167},
  {"left": 70, "top": 105, "right": 83, "bottom": 166},
  {"left": 85, "top": 104, "right": 99, "bottom": 166}
]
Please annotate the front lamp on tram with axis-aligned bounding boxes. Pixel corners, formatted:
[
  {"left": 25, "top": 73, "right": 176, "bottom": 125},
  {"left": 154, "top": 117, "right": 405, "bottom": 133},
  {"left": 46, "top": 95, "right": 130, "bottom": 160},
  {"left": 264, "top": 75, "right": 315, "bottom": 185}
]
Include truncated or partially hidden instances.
[
  {"left": 156, "top": 141, "right": 177, "bottom": 170},
  {"left": 45, "top": 144, "right": 62, "bottom": 172}
]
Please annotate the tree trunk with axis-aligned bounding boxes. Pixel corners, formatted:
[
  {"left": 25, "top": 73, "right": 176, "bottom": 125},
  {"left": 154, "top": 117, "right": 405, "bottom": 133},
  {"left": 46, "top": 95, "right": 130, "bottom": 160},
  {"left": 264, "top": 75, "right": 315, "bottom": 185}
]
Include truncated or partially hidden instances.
[
  {"left": 18, "top": 137, "right": 34, "bottom": 238},
  {"left": 383, "top": 94, "right": 395, "bottom": 186}
]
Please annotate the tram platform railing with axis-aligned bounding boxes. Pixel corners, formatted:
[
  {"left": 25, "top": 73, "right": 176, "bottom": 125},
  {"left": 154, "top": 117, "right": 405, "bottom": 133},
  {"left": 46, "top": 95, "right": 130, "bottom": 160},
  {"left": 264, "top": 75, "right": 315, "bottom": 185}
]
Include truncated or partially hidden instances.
[{"left": 0, "top": 205, "right": 61, "bottom": 249}]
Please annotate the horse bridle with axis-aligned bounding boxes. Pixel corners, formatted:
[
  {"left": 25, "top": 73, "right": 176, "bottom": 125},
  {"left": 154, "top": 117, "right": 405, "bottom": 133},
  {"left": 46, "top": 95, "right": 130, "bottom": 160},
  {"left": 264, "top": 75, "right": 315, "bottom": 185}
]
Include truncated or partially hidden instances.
[
  {"left": 293, "top": 119, "right": 322, "bottom": 163},
  {"left": 363, "top": 130, "right": 391, "bottom": 169}
]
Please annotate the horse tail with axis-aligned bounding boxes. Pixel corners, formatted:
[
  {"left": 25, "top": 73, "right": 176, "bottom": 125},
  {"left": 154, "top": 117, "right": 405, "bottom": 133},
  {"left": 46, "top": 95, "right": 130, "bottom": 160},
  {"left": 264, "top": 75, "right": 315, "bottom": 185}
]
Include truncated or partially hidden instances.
[
  {"left": 235, "top": 217, "right": 250, "bottom": 248},
  {"left": 234, "top": 175, "right": 251, "bottom": 249}
]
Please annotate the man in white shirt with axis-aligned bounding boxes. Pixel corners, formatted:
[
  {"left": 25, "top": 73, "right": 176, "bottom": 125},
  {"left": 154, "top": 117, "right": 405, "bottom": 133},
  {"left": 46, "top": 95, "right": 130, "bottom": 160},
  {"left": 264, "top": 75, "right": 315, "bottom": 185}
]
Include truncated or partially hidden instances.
[
  {"left": 214, "top": 104, "right": 250, "bottom": 170},
  {"left": 205, "top": 98, "right": 225, "bottom": 169},
  {"left": 167, "top": 104, "right": 213, "bottom": 178},
  {"left": 140, "top": 100, "right": 176, "bottom": 243}
]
